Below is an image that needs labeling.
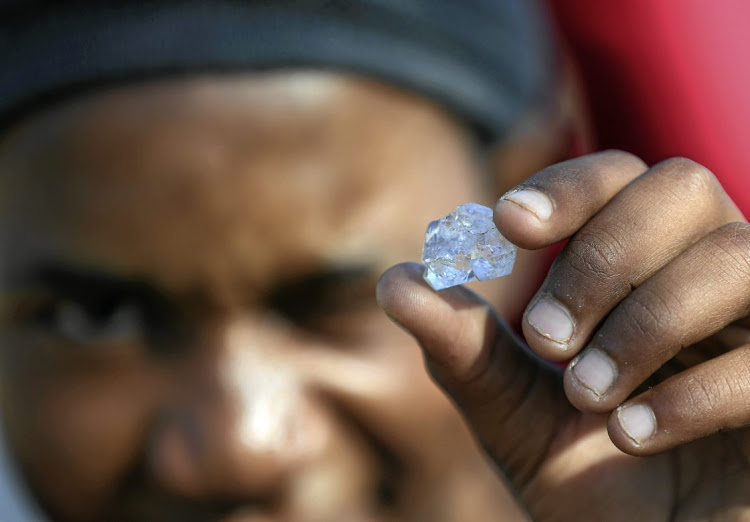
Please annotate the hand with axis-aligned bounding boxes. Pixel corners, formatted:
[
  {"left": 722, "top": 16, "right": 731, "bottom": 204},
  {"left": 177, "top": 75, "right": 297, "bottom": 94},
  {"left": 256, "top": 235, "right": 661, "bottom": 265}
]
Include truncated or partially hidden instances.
[{"left": 377, "top": 151, "right": 750, "bottom": 521}]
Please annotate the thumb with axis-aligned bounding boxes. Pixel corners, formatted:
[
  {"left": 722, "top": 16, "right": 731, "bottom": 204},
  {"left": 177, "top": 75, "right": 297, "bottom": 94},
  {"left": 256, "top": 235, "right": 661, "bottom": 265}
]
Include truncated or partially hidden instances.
[{"left": 377, "top": 262, "right": 574, "bottom": 487}]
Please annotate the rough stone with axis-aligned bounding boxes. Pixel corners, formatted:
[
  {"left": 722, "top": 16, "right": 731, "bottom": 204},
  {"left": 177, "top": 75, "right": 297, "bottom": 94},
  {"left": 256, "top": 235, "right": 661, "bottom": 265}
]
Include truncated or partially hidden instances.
[{"left": 422, "top": 203, "right": 517, "bottom": 290}]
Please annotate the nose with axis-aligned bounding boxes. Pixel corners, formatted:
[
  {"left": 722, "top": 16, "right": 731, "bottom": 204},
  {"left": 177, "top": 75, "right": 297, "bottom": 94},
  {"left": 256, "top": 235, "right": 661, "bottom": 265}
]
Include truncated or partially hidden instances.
[{"left": 149, "top": 316, "right": 328, "bottom": 500}]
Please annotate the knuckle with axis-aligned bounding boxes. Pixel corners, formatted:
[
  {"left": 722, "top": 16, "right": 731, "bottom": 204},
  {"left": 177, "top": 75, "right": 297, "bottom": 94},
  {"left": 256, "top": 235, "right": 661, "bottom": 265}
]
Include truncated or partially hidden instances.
[
  {"left": 704, "top": 222, "right": 750, "bottom": 281},
  {"left": 680, "top": 364, "right": 750, "bottom": 419},
  {"left": 657, "top": 157, "right": 721, "bottom": 200},
  {"left": 562, "top": 226, "right": 627, "bottom": 283},
  {"left": 713, "top": 221, "right": 750, "bottom": 245},
  {"left": 617, "top": 287, "right": 675, "bottom": 343},
  {"left": 682, "top": 374, "right": 724, "bottom": 414},
  {"left": 597, "top": 149, "right": 648, "bottom": 171}
]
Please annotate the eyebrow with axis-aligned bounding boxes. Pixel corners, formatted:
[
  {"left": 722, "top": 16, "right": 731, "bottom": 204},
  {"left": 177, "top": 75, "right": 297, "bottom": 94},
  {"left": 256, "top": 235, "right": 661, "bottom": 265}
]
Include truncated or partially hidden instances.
[
  {"left": 9, "top": 261, "right": 155, "bottom": 295},
  {"left": 3, "top": 261, "right": 175, "bottom": 324},
  {"left": 2, "top": 260, "right": 198, "bottom": 354},
  {"left": 6, "top": 259, "right": 378, "bottom": 311},
  {"left": 268, "top": 263, "right": 377, "bottom": 313}
]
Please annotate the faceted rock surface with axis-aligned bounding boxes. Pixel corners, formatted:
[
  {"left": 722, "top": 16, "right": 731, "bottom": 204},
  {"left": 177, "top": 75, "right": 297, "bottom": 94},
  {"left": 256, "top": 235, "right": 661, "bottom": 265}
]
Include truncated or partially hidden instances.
[{"left": 422, "top": 203, "right": 517, "bottom": 290}]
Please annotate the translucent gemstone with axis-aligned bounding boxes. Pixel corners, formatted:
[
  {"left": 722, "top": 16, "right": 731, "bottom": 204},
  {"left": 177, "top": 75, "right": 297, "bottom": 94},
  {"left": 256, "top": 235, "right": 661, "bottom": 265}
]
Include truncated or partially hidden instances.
[{"left": 422, "top": 203, "right": 517, "bottom": 290}]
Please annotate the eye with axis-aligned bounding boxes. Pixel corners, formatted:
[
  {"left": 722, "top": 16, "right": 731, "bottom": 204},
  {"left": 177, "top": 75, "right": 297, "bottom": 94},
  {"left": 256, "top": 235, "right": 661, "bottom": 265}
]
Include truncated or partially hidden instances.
[
  {"left": 33, "top": 297, "right": 147, "bottom": 345},
  {"left": 3, "top": 265, "right": 186, "bottom": 354},
  {"left": 268, "top": 267, "right": 378, "bottom": 341},
  {"left": 48, "top": 299, "right": 146, "bottom": 344}
]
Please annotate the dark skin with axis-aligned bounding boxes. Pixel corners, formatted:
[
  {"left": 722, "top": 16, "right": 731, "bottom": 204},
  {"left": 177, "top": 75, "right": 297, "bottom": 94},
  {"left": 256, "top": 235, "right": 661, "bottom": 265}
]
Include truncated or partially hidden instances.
[{"left": 379, "top": 152, "right": 750, "bottom": 520}]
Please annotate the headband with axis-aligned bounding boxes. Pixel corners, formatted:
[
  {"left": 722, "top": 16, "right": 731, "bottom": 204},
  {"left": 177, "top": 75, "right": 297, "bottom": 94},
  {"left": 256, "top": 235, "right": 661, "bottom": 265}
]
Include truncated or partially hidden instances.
[{"left": 0, "top": 0, "right": 555, "bottom": 139}]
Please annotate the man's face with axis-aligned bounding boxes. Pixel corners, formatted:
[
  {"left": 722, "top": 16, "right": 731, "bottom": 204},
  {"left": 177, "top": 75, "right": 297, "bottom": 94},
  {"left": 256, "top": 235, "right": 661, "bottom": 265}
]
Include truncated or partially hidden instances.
[{"left": 0, "top": 73, "right": 529, "bottom": 521}]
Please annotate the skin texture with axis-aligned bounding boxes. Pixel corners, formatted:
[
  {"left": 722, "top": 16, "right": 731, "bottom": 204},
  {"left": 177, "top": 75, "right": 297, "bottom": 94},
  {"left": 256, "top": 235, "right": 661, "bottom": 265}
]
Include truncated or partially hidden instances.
[
  {"left": 0, "top": 72, "right": 559, "bottom": 522},
  {"left": 379, "top": 151, "right": 750, "bottom": 521}
]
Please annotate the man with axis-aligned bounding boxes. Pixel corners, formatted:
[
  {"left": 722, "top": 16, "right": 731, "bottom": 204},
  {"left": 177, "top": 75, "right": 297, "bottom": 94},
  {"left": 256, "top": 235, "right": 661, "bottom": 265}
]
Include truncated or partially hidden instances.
[
  {"left": 1, "top": 1, "right": 750, "bottom": 521},
  {"left": 0, "top": 1, "right": 562, "bottom": 520}
]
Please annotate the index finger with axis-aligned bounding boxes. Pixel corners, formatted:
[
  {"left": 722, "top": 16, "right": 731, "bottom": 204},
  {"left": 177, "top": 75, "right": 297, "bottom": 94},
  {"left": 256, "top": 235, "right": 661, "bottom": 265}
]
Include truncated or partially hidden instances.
[{"left": 494, "top": 150, "right": 647, "bottom": 250}]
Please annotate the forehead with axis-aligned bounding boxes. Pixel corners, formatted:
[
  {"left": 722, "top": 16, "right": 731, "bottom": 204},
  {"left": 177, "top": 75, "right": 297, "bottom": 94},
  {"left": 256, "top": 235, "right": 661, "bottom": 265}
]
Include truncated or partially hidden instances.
[{"left": 0, "top": 72, "right": 484, "bottom": 299}]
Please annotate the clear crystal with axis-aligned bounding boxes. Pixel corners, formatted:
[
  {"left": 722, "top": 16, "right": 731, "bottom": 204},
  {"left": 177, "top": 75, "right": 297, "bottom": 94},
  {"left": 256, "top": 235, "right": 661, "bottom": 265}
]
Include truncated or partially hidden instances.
[{"left": 422, "top": 203, "right": 517, "bottom": 290}]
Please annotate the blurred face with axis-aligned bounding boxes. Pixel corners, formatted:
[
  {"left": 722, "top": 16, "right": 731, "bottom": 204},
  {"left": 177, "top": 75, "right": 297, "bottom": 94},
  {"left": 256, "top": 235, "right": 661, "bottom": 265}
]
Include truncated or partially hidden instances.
[{"left": 0, "top": 73, "right": 535, "bottom": 521}]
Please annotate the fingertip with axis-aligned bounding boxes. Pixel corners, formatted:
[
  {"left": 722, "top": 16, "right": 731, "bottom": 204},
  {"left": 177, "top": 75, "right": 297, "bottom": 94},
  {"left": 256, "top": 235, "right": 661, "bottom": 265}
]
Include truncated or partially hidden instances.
[
  {"left": 607, "top": 402, "right": 660, "bottom": 456},
  {"left": 376, "top": 262, "right": 425, "bottom": 312},
  {"left": 377, "top": 262, "right": 489, "bottom": 319},
  {"left": 562, "top": 348, "right": 621, "bottom": 413},
  {"left": 494, "top": 194, "right": 553, "bottom": 250},
  {"left": 500, "top": 188, "right": 554, "bottom": 221},
  {"left": 520, "top": 296, "right": 580, "bottom": 363},
  {"left": 494, "top": 150, "right": 650, "bottom": 250},
  {"left": 377, "top": 262, "right": 502, "bottom": 379}
]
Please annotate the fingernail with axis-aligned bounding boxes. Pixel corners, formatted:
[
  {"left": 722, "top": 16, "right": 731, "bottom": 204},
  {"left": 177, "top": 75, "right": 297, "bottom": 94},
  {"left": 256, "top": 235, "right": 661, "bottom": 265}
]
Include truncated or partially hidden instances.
[
  {"left": 500, "top": 189, "right": 553, "bottom": 221},
  {"left": 526, "top": 298, "right": 574, "bottom": 345},
  {"left": 571, "top": 348, "right": 617, "bottom": 398},
  {"left": 617, "top": 404, "right": 656, "bottom": 445}
]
